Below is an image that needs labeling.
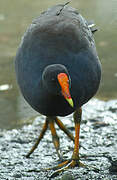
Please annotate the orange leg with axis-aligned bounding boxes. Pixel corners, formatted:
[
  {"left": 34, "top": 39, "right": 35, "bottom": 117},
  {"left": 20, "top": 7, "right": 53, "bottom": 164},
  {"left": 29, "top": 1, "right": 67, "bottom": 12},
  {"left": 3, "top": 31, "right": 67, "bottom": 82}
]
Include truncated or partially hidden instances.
[
  {"left": 72, "top": 108, "right": 82, "bottom": 161},
  {"left": 26, "top": 117, "right": 49, "bottom": 158},
  {"left": 50, "top": 108, "right": 85, "bottom": 178},
  {"left": 55, "top": 117, "right": 74, "bottom": 142},
  {"left": 49, "top": 117, "right": 62, "bottom": 160}
]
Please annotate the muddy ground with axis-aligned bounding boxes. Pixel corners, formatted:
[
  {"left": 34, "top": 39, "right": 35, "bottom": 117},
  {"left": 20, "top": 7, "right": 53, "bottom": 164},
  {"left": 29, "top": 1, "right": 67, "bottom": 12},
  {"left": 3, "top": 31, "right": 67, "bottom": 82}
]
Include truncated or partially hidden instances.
[{"left": 0, "top": 99, "right": 117, "bottom": 180}]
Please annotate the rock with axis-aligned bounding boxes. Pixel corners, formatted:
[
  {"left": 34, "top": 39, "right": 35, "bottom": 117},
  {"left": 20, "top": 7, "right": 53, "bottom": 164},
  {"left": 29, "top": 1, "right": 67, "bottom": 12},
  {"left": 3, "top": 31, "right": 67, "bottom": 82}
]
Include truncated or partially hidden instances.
[{"left": 0, "top": 99, "right": 117, "bottom": 179}]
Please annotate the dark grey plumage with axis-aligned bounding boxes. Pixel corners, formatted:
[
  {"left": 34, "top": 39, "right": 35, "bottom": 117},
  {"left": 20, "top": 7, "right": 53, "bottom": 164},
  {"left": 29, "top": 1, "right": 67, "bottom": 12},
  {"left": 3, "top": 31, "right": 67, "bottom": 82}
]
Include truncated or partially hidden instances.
[{"left": 15, "top": 4, "right": 101, "bottom": 116}]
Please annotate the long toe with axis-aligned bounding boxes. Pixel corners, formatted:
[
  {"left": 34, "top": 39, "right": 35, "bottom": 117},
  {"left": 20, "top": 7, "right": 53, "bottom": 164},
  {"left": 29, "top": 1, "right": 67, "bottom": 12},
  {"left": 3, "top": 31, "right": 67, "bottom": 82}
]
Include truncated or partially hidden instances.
[{"left": 50, "top": 159, "right": 85, "bottom": 178}]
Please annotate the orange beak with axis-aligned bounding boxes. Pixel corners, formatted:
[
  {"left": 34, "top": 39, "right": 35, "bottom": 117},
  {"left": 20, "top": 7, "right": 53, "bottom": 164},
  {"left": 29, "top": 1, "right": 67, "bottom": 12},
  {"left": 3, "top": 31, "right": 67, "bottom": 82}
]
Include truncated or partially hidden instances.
[{"left": 57, "top": 73, "right": 74, "bottom": 107}]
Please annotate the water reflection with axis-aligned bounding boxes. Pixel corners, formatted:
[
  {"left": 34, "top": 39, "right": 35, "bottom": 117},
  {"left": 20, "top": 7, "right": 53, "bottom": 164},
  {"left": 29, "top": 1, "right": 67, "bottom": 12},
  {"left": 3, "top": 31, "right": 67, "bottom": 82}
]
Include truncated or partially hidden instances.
[{"left": 0, "top": 0, "right": 116, "bottom": 129}]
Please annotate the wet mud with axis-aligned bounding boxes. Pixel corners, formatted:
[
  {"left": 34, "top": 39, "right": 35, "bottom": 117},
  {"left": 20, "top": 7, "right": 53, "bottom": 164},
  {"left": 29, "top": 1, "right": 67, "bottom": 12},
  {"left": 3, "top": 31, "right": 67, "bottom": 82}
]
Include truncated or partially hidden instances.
[{"left": 0, "top": 99, "right": 117, "bottom": 180}]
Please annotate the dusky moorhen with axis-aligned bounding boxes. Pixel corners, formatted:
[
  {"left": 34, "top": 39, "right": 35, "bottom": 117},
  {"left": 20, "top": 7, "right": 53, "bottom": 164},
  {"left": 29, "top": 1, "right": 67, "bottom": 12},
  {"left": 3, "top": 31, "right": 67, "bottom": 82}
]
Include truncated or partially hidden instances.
[{"left": 15, "top": 3, "right": 101, "bottom": 175}]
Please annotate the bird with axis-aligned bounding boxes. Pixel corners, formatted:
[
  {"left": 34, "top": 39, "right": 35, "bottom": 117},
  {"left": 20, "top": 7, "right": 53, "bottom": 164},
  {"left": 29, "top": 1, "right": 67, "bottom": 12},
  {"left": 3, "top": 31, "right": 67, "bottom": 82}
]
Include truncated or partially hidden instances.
[{"left": 15, "top": 2, "right": 101, "bottom": 176}]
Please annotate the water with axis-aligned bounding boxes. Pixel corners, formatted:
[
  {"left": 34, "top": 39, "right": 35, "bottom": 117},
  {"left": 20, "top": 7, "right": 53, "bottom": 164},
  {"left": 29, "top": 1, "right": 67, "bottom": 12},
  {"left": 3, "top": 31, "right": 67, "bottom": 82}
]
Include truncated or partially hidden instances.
[{"left": 0, "top": 0, "right": 116, "bottom": 129}]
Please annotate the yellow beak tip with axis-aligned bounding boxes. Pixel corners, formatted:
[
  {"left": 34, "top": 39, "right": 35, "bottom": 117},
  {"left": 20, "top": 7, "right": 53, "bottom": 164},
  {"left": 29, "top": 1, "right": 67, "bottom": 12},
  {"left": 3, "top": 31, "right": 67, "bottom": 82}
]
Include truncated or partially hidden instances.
[{"left": 66, "top": 98, "right": 74, "bottom": 107}]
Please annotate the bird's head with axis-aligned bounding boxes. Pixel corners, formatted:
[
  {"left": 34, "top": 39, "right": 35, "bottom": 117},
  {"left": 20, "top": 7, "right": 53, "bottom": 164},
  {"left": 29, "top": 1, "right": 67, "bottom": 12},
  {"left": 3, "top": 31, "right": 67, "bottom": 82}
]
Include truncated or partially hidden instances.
[{"left": 42, "top": 64, "right": 74, "bottom": 108}]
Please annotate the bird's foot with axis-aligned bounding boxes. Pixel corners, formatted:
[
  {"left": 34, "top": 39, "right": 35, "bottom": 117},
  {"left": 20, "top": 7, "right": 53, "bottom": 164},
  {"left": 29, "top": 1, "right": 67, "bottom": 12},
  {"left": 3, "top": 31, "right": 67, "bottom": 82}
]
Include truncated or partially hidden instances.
[
  {"left": 47, "top": 158, "right": 100, "bottom": 178},
  {"left": 27, "top": 159, "right": 99, "bottom": 178},
  {"left": 47, "top": 159, "right": 85, "bottom": 178}
]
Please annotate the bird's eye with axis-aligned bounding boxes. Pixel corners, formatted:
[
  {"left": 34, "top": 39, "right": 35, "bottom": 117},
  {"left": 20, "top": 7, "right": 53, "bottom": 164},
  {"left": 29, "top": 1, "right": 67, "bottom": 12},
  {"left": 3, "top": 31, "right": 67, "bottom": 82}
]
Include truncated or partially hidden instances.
[{"left": 52, "top": 78, "right": 55, "bottom": 82}]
